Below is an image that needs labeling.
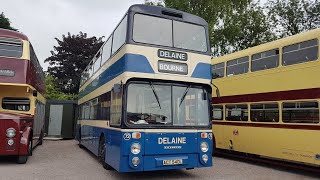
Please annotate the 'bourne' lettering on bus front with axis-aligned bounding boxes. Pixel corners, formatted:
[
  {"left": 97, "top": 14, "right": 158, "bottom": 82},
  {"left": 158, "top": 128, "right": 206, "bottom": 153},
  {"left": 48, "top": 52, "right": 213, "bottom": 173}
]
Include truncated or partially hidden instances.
[{"left": 158, "top": 61, "right": 188, "bottom": 75}]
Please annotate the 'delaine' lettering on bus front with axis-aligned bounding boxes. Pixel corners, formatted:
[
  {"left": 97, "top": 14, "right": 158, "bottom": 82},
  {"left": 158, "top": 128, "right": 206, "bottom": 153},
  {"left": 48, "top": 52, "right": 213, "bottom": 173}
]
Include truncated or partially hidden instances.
[
  {"left": 158, "top": 137, "right": 187, "bottom": 145},
  {"left": 158, "top": 49, "right": 188, "bottom": 61},
  {"left": 158, "top": 61, "right": 188, "bottom": 75}
]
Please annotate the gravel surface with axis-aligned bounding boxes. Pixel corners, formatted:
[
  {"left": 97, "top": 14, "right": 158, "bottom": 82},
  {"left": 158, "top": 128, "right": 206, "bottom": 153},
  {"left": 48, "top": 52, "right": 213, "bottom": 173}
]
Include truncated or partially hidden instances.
[{"left": 0, "top": 140, "right": 318, "bottom": 180}]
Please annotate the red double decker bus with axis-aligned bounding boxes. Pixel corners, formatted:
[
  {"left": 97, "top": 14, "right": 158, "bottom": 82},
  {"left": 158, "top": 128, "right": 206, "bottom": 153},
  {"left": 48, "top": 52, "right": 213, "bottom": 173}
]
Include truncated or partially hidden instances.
[{"left": 0, "top": 28, "right": 46, "bottom": 164}]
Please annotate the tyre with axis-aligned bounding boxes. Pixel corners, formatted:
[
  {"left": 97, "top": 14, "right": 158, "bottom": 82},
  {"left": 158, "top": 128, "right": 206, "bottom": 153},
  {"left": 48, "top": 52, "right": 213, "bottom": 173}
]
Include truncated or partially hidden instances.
[
  {"left": 98, "top": 136, "right": 112, "bottom": 170},
  {"left": 212, "top": 137, "right": 216, "bottom": 156},
  {"left": 38, "top": 130, "right": 44, "bottom": 145},
  {"left": 78, "top": 130, "right": 84, "bottom": 148},
  {"left": 17, "top": 139, "right": 32, "bottom": 164}
]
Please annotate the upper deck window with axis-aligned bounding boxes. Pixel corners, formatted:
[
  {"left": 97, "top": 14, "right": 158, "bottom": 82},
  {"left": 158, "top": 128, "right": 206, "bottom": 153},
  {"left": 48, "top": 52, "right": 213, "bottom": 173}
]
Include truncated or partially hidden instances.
[
  {"left": 173, "top": 21, "right": 207, "bottom": 52},
  {"left": 226, "top": 56, "right": 249, "bottom": 76},
  {"left": 133, "top": 14, "right": 208, "bottom": 53},
  {"left": 0, "top": 37, "right": 23, "bottom": 58},
  {"left": 282, "top": 39, "right": 318, "bottom": 66},
  {"left": 2, "top": 97, "right": 30, "bottom": 111},
  {"left": 112, "top": 15, "right": 127, "bottom": 54},
  {"left": 251, "top": 49, "right": 279, "bottom": 72},
  {"left": 133, "top": 14, "right": 172, "bottom": 47},
  {"left": 212, "top": 62, "right": 225, "bottom": 78}
]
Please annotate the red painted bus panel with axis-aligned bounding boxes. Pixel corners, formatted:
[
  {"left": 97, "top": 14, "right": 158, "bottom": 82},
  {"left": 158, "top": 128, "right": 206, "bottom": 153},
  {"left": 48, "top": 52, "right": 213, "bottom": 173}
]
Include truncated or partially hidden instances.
[
  {"left": 0, "top": 29, "right": 28, "bottom": 41},
  {"left": 0, "top": 57, "right": 28, "bottom": 84},
  {"left": 0, "top": 112, "right": 32, "bottom": 155}
]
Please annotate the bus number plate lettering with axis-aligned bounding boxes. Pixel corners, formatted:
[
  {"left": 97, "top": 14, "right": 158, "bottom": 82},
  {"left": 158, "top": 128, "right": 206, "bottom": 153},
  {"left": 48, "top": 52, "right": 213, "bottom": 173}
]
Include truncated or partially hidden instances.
[{"left": 163, "top": 159, "right": 183, "bottom": 166}]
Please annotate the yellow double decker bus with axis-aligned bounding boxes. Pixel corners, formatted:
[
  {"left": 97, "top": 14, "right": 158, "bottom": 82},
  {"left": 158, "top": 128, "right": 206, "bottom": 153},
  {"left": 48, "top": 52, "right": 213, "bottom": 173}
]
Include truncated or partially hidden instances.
[{"left": 211, "top": 28, "right": 320, "bottom": 167}]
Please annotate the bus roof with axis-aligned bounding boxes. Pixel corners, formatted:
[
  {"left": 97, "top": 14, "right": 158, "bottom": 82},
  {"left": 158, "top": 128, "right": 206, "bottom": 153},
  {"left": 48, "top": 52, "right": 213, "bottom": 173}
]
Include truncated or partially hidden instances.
[
  {"left": 0, "top": 28, "right": 29, "bottom": 41},
  {"left": 212, "top": 28, "right": 320, "bottom": 64},
  {"left": 128, "top": 4, "right": 208, "bottom": 26}
]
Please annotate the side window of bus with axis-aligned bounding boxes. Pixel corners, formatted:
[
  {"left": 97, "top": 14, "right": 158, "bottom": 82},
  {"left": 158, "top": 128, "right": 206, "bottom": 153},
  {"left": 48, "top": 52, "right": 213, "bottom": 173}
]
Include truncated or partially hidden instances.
[
  {"left": 101, "top": 36, "right": 112, "bottom": 66},
  {"left": 226, "top": 56, "right": 249, "bottom": 76},
  {"left": 100, "top": 92, "right": 111, "bottom": 120},
  {"left": 93, "top": 51, "right": 102, "bottom": 74},
  {"left": 2, "top": 97, "right": 30, "bottom": 111},
  {"left": 225, "top": 104, "right": 248, "bottom": 121},
  {"left": 83, "top": 102, "right": 90, "bottom": 120},
  {"left": 282, "top": 39, "right": 318, "bottom": 66},
  {"left": 110, "top": 87, "right": 122, "bottom": 126},
  {"left": 112, "top": 15, "right": 127, "bottom": 55},
  {"left": 89, "top": 98, "right": 99, "bottom": 120},
  {"left": 251, "top": 49, "right": 279, "bottom": 72},
  {"left": 212, "top": 105, "right": 223, "bottom": 120},
  {"left": 250, "top": 103, "right": 279, "bottom": 122},
  {"left": 212, "top": 63, "right": 225, "bottom": 78},
  {"left": 282, "top": 101, "right": 319, "bottom": 124},
  {"left": 0, "top": 37, "right": 23, "bottom": 58}
]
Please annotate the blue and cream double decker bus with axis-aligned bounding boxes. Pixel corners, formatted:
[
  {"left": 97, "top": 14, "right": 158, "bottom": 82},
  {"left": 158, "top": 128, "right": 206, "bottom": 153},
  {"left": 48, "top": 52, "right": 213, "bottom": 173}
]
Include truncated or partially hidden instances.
[{"left": 77, "top": 4, "right": 213, "bottom": 172}]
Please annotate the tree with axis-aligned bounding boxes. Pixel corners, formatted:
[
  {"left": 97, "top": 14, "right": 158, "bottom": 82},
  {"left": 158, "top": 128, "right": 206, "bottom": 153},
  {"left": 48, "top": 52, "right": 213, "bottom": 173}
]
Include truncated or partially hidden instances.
[
  {"left": 212, "top": 1, "right": 276, "bottom": 55},
  {"left": 45, "top": 75, "right": 77, "bottom": 100},
  {"left": 45, "top": 32, "right": 103, "bottom": 94},
  {"left": 145, "top": 0, "right": 275, "bottom": 56},
  {"left": 266, "top": 0, "right": 320, "bottom": 37},
  {"left": 0, "top": 12, "right": 17, "bottom": 31}
]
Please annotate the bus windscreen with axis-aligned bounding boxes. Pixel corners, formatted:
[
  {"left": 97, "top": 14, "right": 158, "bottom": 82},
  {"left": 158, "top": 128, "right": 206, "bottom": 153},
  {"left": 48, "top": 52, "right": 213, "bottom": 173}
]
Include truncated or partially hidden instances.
[{"left": 126, "top": 82, "right": 210, "bottom": 127}]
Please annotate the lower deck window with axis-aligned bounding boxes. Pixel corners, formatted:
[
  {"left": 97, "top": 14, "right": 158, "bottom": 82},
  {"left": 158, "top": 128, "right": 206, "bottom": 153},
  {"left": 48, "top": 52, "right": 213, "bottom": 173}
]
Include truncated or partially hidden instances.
[
  {"left": 250, "top": 103, "right": 279, "bottom": 122},
  {"left": 212, "top": 105, "right": 223, "bottom": 120},
  {"left": 2, "top": 97, "right": 30, "bottom": 111},
  {"left": 282, "top": 101, "right": 319, "bottom": 123},
  {"left": 225, "top": 104, "right": 248, "bottom": 121}
]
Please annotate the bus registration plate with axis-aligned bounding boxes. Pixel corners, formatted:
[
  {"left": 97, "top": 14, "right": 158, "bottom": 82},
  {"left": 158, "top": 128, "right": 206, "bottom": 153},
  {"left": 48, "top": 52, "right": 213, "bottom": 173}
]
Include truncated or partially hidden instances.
[{"left": 163, "top": 159, "right": 183, "bottom": 166}]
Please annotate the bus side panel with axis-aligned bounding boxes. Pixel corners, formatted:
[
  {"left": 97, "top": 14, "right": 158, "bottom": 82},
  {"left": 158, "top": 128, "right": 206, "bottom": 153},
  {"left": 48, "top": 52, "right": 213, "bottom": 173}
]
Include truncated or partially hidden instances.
[
  {"left": 106, "top": 129, "right": 122, "bottom": 171},
  {"left": 214, "top": 123, "right": 320, "bottom": 166}
]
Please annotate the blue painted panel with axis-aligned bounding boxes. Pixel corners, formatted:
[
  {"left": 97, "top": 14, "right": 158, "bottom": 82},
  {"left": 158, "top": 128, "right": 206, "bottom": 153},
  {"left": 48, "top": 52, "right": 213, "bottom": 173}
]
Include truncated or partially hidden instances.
[
  {"left": 191, "top": 63, "right": 212, "bottom": 80},
  {"left": 106, "top": 129, "right": 122, "bottom": 171},
  {"left": 79, "top": 126, "right": 213, "bottom": 172},
  {"left": 197, "top": 132, "right": 213, "bottom": 167},
  {"left": 144, "top": 132, "right": 197, "bottom": 155},
  {"left": 79, "top": 54, "right": 154, "bottom": 98}
]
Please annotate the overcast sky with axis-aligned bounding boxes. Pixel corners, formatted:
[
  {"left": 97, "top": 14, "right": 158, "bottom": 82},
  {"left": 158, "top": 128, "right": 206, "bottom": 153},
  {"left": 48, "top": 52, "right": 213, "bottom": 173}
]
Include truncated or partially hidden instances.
[
  {"left": 3, "top": 0, "right": 268, "bottom": 71},
  {"left": 2, "top": 0, "right": 144, "bottom": 70}
]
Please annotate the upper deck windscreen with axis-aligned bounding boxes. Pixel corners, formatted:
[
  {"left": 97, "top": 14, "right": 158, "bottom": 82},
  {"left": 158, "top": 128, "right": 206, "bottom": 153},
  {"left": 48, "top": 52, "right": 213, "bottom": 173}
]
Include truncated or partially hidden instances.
[
  {"left": 133, "top": 13, "right": 207, "bottom": 53},
  {"left": 0, "top": 37, "right": 23, "bottom": 58}
]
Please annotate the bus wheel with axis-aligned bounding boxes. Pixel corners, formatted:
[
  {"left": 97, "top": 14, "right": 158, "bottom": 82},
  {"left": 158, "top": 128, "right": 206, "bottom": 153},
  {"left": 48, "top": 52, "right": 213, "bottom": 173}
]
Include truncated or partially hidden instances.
[
  {"left": 17, "top": 140, "right": 32, "bottom": 164},
  {"left": 78, "top": 130, "right": 84, "bottom": 148},
  {"left": 38, "top": 130, "right": 44, "bottom": 145},
  {"left": 99, "top": 136, "right": 111, "bottom": 170}
]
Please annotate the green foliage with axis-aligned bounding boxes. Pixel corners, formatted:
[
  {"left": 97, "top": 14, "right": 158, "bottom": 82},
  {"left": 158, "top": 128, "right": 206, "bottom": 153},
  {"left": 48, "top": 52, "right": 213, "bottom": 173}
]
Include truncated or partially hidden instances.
[
  {"left": 45, "top": 32, "right": 103, "bottom": 94},
  {"left": 45, "top": 75, "right": 77, "bottom": 100},
  {"left": 213, "top": 1, "right": 276, "bottom": 55},
  {"left": 266, "top": 0, "right": 320, "bottom": 37},
  {"left": 0, "top": 12, "right": 17, "bottom": 31}
]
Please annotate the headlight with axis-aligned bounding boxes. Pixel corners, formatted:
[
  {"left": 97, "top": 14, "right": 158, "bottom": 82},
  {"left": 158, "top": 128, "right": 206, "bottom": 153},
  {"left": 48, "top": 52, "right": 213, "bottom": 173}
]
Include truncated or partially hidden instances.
[
  {"left": 200, "top": 142, "right": 209, "bottom": 152},
  {"left": 131, "top": 143, "right": 141, "bottom": 154},
  {"left": 132, "top": 157, "right": 140, "bottom": 166},
  {"left": 202, "top": 154, "right": 209, "bottom": 163},
  {"left": 6, "top": 128, "right": 16, "bottom": 138}
]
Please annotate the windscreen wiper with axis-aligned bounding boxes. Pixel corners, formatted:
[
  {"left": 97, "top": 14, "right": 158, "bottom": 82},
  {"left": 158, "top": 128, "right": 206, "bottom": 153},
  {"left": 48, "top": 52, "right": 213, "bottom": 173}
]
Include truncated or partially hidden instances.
[
  {"left": 150, "top": 82, "right": 161, "bottom": 109},
  {"left": 179, "top": 85, "right": 191, "bottom": 107}
]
